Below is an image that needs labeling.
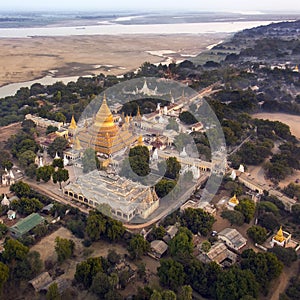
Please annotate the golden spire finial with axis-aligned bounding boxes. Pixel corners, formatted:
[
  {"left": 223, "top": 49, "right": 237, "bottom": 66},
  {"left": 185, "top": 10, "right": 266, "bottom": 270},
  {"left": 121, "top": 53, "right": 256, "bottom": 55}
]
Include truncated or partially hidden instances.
[
  {"left": 137, "top": 135, "right": 144, "bottom": 146},
  {"left": 69, "top": 115, "right": 77, "bottom": 130}
]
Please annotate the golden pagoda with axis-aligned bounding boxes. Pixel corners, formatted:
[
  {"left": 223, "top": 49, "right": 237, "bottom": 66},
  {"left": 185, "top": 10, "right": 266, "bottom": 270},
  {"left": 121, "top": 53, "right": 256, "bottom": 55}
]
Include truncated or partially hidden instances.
[
  {"left": 136, "top": 106, "right": 142, "bottom": 121},
  {"left": 69, "top": 115, "right": 77, "bottom": 130},
  {"left": 137, "top": 135, "right": 144, "bottom": 146},
  {"left": 274, "top": 226, "right": 285, "bottom": 243},
  {"left": 228, "top": 194, "right": 239, "bottom": 207},
  {"left": 78, "top": 95, "right": 136, "bottom": 155}
]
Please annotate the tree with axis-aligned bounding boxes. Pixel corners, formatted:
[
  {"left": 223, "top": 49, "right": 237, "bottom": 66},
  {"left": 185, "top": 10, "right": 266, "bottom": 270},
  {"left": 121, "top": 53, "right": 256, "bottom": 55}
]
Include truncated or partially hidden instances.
[
  {"left": 0, "top": 262, "right": 9, "bottom": 292},
  {"left": 10, "top": 197, "right": 43, "bottom": 215},
  {"left": 169, "top": 227, "right": 193, "bottom": 258},
  {"left": 179, "top": 111, "right": 198, "bottom": 125},
  {"left": 155, "top": 179, "right": 176, "bottom": 198},
  {"left": 178, "top": 285, "right": 193, "bottom": 300},
  {"left": 0, "top": 223, "right": 8, "bottom": 239},
  {"left": 247, "top": 225, "right": 268, "bottom": 244},
  {"left": 221, "top": 210, "right": 245, "bottom": 226},
  {"left": 235, "top": 198, "right": 256, "bottom": 223},
  {"left": 52, "top": 168, "right": 69, "bottom": 189},
  {"left": 25, "top": 163, "right": 37, "bottom": 179},
  {"left": 54, "top": 237, "right": 75, "bottom": 263},
  {"left": 90, "top": 272, "right": 112, "bottom": 298},
  {"left": 86, "top": 211, "right": 106, "bottom": 241},
  {"left": 166, "top": 118, "right": 179, "bottom": 131},
  {"left": 18, "top": 150, "right": 36, "bottom": 169},
  {"left": 48, "top": 137, "right": 68, "bottom": 158},
  {"left": 292, "top": 204, "right": 300, "bottom": 224},
  {"left": 241, "top": 249, "right": 283, "bottom": 292},
  {"left": 161, "top": 290, "right": 177, "bottom": 300},
  {"left": 46, "top": 282, "right": 61, "bottom": 300},
  {"left": 129, "top": 145, "right": 150, "bottom": 177},
  {"left": 165, "top": 157, "right": 181, "bottom": 180},
  {"left": 52, "top": 158, "right": 64, "bottom": 169},
  {"left": 46, "top": 125, "right": 59, "bottom": 135},
  {"left": 269, "top": 246, "right": 297, "bottom": 267},
  {"left": 10, "top": 181, "right": 31, "bottom": 197},
  {"left": 201, "top": 240, "right": 212, "bottom": 253},
  {"left": 150, "top": 290, "right": 162, "bottom": 300},
  {"left": 36, "top": 165, "right": 54, "bottom": 182},
  {"left": 21, "top": 119, "right": 36, "bottom": 134},
  {"left": 75, "top": 257, "right": 103, "bottom": 288},
  {"left": 2, "top": 238, "right": 29, "bottom": 263},
  {"left": 82, "top": 148, "right": 100, "bottom": 173},
  {"left": 180, "top": 208, "right": 215, "bottom": 236},
  {"left": 216, "top": 267, "right": 259, "bottom": 300},
  {"left": 128, "top": 234, "right": 150, "bottom": 259},
  {"left": 105, "top": 219, "right": 125, "bottom": 242},
  {"left": 259, "top": 213, "right": 279, "bottom": 231},
  {"left": 158, "top": 258, "right": 185, "bottom": 291}
]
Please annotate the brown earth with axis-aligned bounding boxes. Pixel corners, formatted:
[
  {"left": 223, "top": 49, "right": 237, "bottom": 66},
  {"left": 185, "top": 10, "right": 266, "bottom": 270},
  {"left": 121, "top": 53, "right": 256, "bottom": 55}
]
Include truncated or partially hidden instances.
[{"left": 0, "top": 33, "right": 226, "bottom": 87}]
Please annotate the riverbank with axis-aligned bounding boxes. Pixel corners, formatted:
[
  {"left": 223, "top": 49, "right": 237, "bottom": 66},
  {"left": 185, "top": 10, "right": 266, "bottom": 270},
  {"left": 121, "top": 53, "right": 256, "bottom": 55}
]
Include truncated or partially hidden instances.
[{"left": 0, "top": 33, "right": 227, "bottom": 89}]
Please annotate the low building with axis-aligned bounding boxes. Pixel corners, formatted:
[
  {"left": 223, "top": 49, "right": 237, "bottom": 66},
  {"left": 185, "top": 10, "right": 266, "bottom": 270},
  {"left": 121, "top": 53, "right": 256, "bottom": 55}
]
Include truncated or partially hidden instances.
[
  {"left": 150, "top": 240, "right": 168, "bottom": 259},
  {"left": 163, "top": 225, "right": 179, "bottom": 243},
  {"left": 9, "top": 213, "right": 44, "bottom": 238},
  {"left": 25, "top": 114, "right": 63, "bottom": 129},
  {"left": 197, "top": 242, "right": 237, "bottom": 266},
  {"left": 218, "top": 228, "right": 247, "bottom": 251},
  {"left": 29, "top": 272, "right": 53, "bottom": 292}
]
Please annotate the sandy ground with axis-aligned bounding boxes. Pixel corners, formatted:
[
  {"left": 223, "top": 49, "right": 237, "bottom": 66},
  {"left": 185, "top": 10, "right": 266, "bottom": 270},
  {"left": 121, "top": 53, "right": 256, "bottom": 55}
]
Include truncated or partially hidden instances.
[
  {"left": 0, "top": 33, "right": 226, "bottom": 87},
  {"left": 0, "top": 122, "right": 21, "bottom": 146},
  {"left": 252, "top": 113, "right": 300, "bottom": 139}
]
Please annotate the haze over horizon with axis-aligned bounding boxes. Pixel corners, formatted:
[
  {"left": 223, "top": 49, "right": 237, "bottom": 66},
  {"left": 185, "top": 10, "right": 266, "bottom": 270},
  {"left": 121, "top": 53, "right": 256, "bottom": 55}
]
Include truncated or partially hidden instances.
[{"left": 1, "top": 0, "right": 300, "bottom": 13}]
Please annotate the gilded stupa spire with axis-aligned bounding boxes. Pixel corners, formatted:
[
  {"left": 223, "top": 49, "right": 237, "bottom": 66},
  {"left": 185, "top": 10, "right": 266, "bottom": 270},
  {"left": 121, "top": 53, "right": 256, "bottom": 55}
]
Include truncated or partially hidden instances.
[
  {"left": 95, "top": 94, "right": 115, "bottom": 128},
  {"left": 136, "top": 106, "right": 142, "bottom": 120},
  {"left": 274, "top": 226, "right": 285, "bottom": 243},
  {"left": 137, "top": 135, "right": 144, "bottom": 146},
  {"left": 69, "top": 115, "right": 77, "bottom": 130}
]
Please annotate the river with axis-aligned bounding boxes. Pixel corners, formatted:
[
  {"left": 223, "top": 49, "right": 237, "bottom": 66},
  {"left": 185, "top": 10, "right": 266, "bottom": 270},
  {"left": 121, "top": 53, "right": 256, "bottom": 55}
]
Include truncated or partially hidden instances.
[{"left": 0, "top": 20, "right": 276, "bottom": 38}]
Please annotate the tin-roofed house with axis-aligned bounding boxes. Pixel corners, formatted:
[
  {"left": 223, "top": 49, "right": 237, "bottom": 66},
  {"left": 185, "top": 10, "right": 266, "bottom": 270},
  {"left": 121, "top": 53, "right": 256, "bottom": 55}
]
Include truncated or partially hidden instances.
[{"left": 9, "top": 213, "right": 45, "bottom": 238}]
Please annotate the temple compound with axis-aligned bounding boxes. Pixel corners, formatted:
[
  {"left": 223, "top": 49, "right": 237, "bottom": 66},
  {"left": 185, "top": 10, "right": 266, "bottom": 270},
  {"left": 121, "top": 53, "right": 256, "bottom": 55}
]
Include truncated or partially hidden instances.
[
  {"left": 77, "top": 95, "right": 136, "bottom": 155},
  {"left": 63, "top": 170, "right": 159, "bottom": 222}
]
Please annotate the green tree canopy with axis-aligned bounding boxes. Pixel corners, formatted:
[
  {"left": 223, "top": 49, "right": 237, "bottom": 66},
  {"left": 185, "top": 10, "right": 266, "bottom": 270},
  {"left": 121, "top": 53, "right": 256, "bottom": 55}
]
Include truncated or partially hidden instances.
[
  {"left": 54, "top": 237, "right": 75, "bottom": 263},
  {"left": 221, "top": 210, "right": 245, "bottom": 226},
  {"left": 247, "top": 225, "right": 268, "bottom": 244},
  {"left": 158, "top": 258, "right": 185, "bottom": 291},
  {"left": 82, "top": 148, "right": 100, "bottom": 173},
  {"left": 128, "top": 234, "right": 150, "bottom": 259},
  {"left": 235, "top": 198, "right": 256, "bottom": 223}
]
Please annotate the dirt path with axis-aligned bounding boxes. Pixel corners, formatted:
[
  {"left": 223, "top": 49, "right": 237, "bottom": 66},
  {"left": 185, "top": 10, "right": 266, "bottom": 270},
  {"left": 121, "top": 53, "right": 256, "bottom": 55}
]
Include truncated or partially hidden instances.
[{"left": 269, "top": 262, "right": 299, "bottom": 300}]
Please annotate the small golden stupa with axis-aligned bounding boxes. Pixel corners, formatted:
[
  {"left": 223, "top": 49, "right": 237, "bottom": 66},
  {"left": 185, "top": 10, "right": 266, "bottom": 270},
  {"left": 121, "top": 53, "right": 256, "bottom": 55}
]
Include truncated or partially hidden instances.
[
  {"left": 228, "top": 194, "right": 239, "bottom": 207},
  {"left": 274, "top": 226, "right": 285, "bottom": 243}
]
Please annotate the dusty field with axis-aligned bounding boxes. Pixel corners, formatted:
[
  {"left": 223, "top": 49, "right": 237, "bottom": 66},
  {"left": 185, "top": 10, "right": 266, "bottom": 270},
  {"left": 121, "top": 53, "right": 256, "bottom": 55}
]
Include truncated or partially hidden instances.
[
  {"left": 252, "top": 113, "right": 300, "bottom": 139},
  {"left": 0, "top": 33, "right": 226, "bottom": 87},
  {"left": 31, "top": 226, "right": 84, "bottom": 262},
  {"left": 0, "top": 122, "right": 21, "bottom": 146}
]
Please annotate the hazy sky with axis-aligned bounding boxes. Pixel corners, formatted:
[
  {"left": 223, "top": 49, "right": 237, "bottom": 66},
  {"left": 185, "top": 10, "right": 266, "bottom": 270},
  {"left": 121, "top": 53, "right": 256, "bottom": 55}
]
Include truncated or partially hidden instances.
[{"left": 1, "top": 0, "right": 300, "bottom": 12}]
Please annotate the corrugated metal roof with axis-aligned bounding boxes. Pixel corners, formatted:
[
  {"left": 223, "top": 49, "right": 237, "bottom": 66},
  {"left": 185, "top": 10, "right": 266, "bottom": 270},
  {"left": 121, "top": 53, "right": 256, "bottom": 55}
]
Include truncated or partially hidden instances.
[{"left": 10, "top": 213, "right": 44, "bottom": 236}]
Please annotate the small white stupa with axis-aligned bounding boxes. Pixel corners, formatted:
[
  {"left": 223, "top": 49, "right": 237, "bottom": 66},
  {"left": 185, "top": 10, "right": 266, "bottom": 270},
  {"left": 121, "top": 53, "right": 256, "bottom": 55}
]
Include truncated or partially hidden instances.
[
  {"left": 191, "top": 164, "right": 200, "bottom": 180},
  {"left": 230, "top": 170, "right": 237, "bottom": 180},
  {"left": 63, "top": 154, "right": 69, "bottom": 167},
  {"left": 238, "top": 164, "right": 245, "bottom": 173},
  {"left": 1, "top": 194, "right": 10, "bottom": 207},
  {"left": 180, "top": 147, "right": 187, "bottom": 158},
  {"left": 39, "top": 157, "right": 44, "bottom": 168},
  {"left": 152, "top": 148, "right": 159, "bottom": 161},
  {"left": 54, "top": 152, "right": 60, "bottom": 160}
]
